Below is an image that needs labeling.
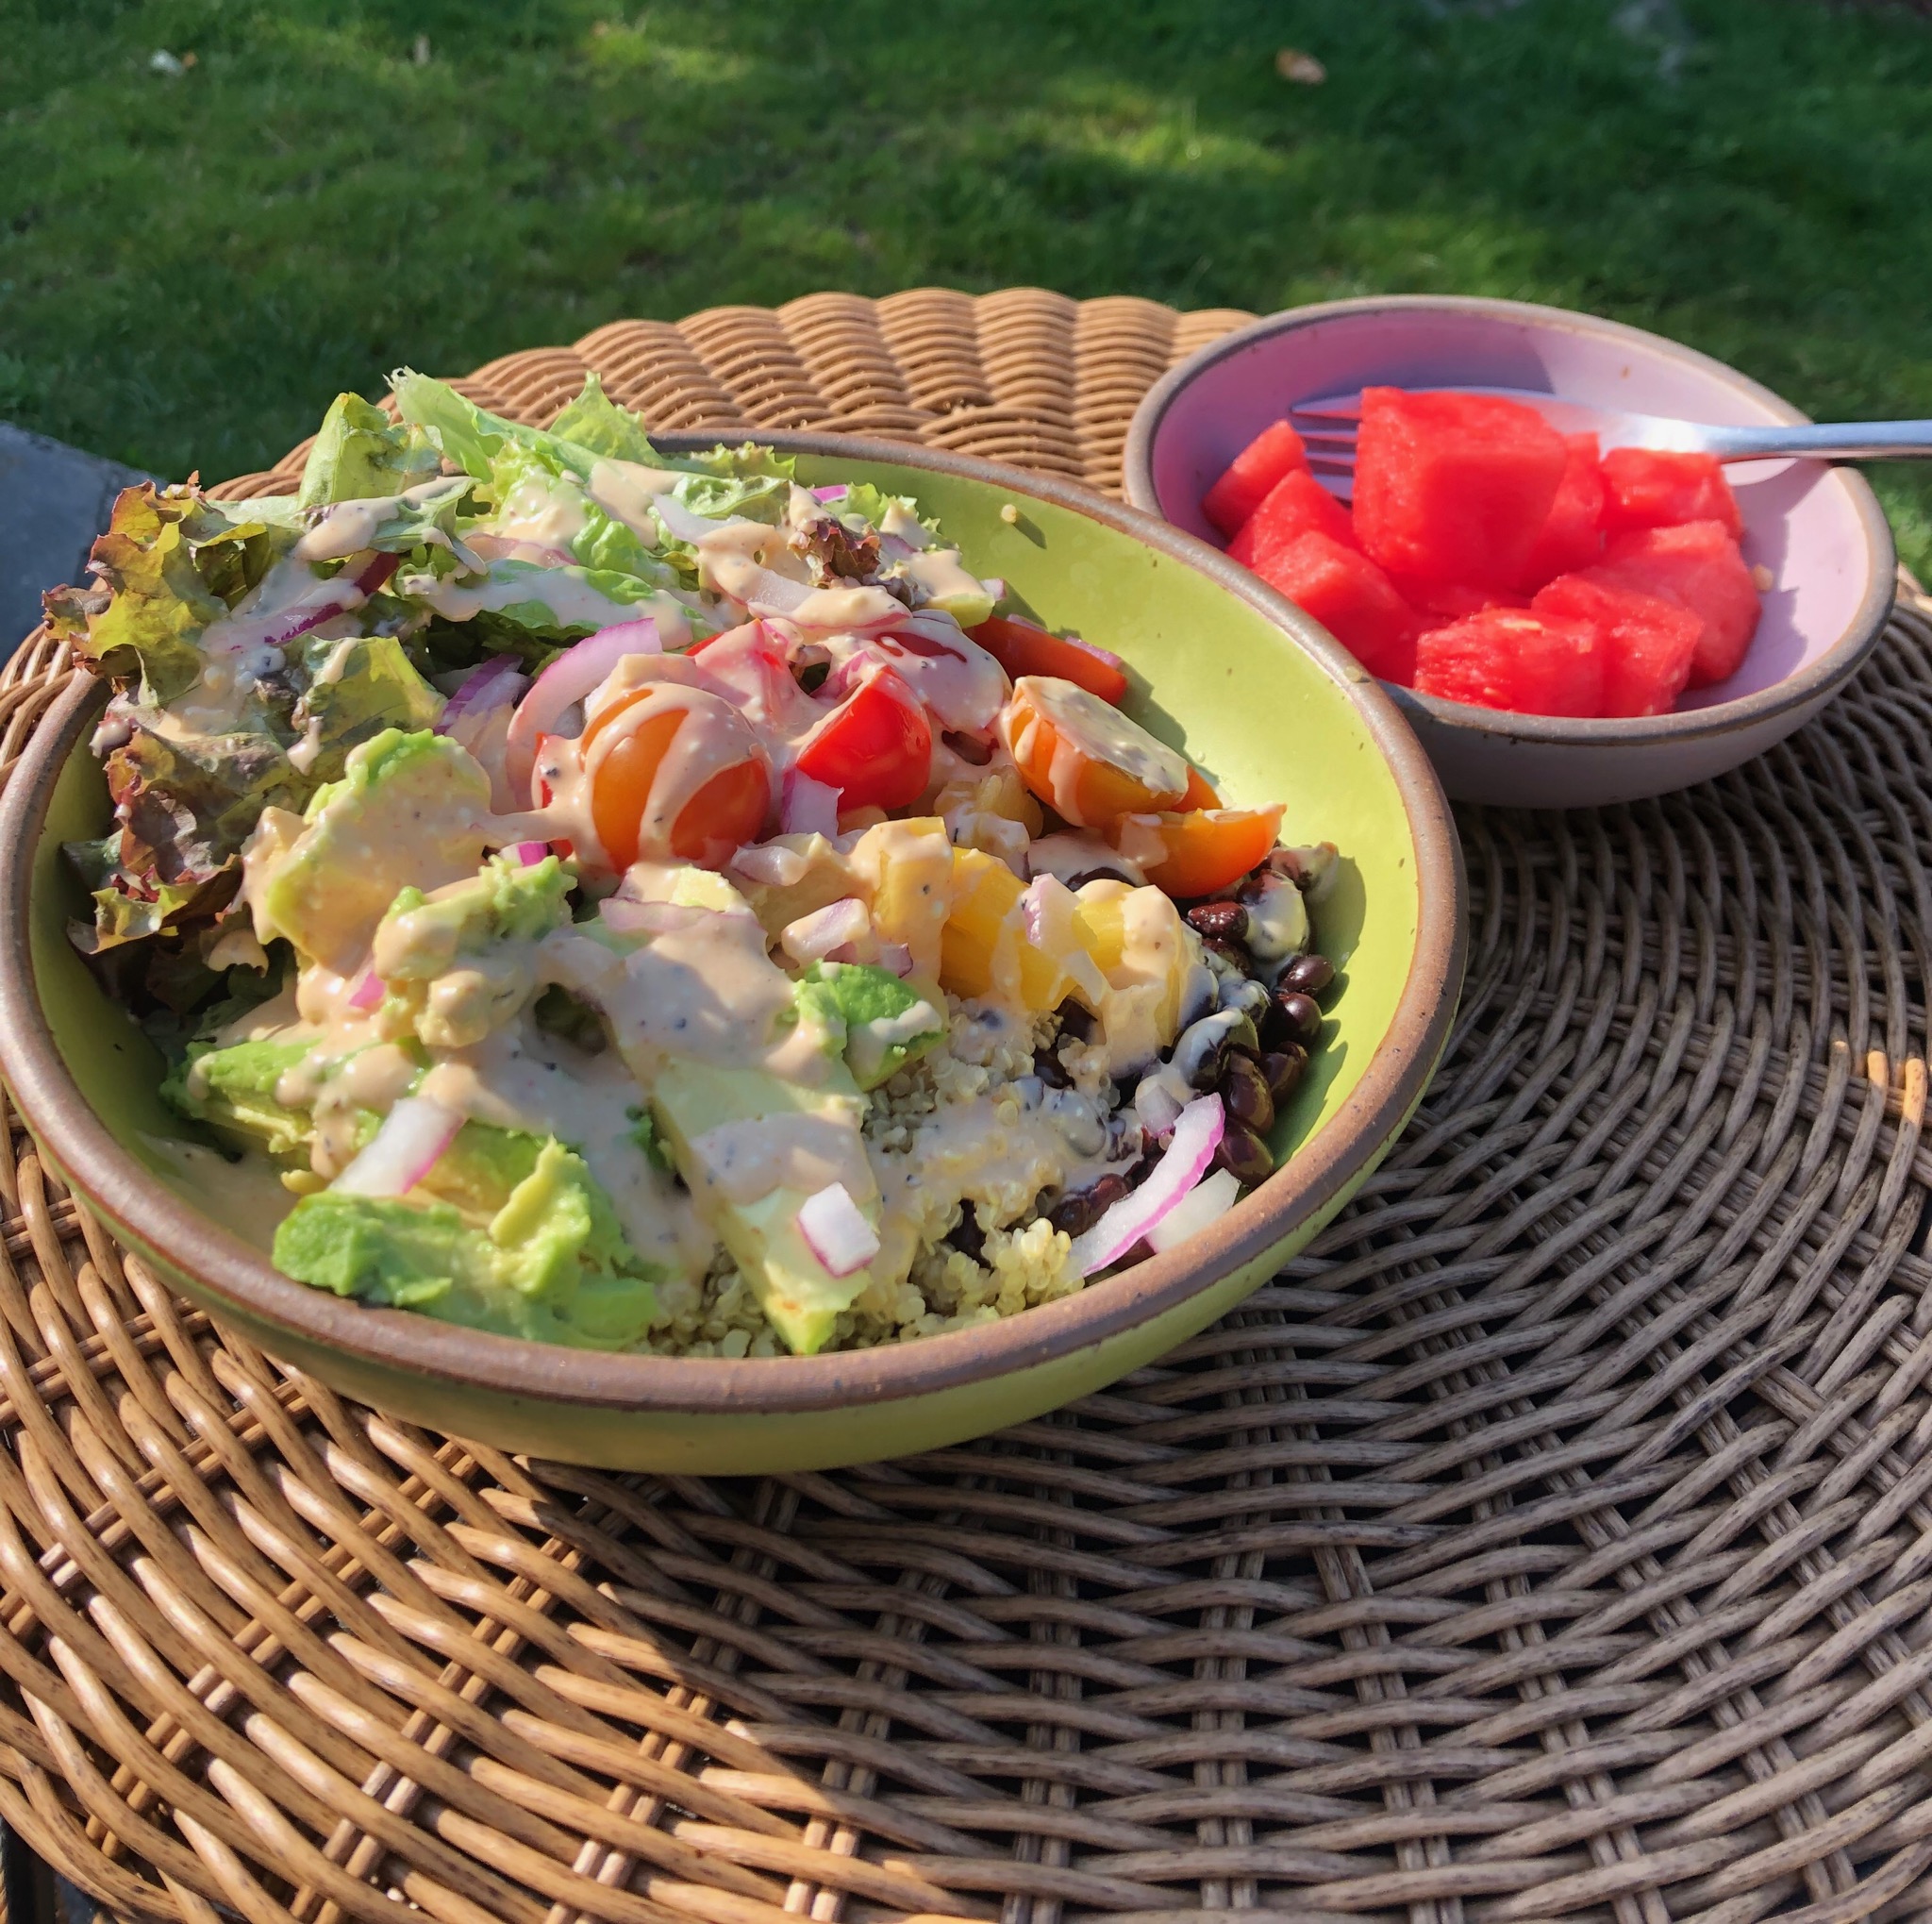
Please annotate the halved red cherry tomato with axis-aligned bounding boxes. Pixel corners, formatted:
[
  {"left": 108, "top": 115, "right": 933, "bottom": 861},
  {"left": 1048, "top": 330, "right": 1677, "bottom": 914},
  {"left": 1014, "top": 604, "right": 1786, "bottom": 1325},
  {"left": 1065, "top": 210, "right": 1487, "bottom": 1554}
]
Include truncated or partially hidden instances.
[
  {"left": 1114, "top": 805, "right": 1285, "bottom": 899},
  {"left": 583, "top": 684, "right": 771, "bottom": 870},
  {"left": 969, "top": 615, "right": 1129, "bottom": 705},
  {"left": 795, "top": 668, "right": 932, "bottom": 812}
]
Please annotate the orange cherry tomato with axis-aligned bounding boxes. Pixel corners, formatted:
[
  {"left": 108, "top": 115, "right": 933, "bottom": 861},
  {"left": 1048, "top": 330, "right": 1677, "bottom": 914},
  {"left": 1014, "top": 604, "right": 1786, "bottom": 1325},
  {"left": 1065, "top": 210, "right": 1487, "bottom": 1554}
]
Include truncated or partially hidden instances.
[
  {"left": 969, "top": 615, "right": 1129, "bottom": 705},
  {"left": 1115, "top": 805, "right": 1285, "bottom": 899},
  {"left": 583, "top": 683, "right": 770, "bottom": 870},
  {"left": 1181, "top": 763, "right": 1220, "bottom": 810},
  {"left": 996, "top": 675, "right": 1191, "bottom": 828}
]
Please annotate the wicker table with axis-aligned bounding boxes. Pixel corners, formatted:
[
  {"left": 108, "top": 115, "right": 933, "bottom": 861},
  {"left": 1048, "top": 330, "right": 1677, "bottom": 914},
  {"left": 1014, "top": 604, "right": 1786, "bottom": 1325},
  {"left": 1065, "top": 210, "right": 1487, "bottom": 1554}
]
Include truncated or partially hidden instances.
[{"left": 2, "top": 288, "right": 1931, "bottom": 1924}]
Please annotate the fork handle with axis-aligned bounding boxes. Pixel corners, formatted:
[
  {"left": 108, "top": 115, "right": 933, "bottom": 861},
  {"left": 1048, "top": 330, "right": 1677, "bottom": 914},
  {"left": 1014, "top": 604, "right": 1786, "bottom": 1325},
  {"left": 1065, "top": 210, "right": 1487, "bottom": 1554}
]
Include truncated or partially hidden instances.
[{"left": 1706, "top": 421, "right": 1932, "bottom": 461}]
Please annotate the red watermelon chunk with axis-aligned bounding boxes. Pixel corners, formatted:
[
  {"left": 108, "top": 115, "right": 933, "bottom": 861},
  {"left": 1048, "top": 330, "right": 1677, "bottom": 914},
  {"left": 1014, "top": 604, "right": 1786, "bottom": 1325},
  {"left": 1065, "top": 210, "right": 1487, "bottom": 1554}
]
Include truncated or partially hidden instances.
[
  {"left": 1258, "top": 530, "right": 1422, "bottom": 683},
  {"left": 1204, "top": 421, "right": 1309, "bottom": 537},
  {"left": 1532, "top": 574, "right": 1700, "bottom": 717},
  {"left": 1517, "top": 432, "right": 1606, "bottom": 590},
  {"left": 1405, "top": 580, "right": 1529, "bottom": 622},
  {"left": 1352, "top": 388, "right": 1569, "bottom": 593},
  {"left": 1586, "top": 519, "right": 1759, "bottom": 686},
  {"left": 1228, "top": 469, "right": 1357, "bottom": 569},
  {"left": 1413, "top": 607, "right": 1605, "bottom": 717},
  {"left": 1600, "top": 447, "right": 1743, "bottom": 539}
]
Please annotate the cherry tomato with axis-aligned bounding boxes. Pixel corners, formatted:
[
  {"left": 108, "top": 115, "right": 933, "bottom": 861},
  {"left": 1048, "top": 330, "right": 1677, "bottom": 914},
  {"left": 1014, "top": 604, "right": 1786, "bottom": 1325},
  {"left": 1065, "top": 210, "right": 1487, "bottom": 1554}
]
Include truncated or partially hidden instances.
[
  {"left": 1115, "top": 806, "right": 1285, "bottom": 899},
  {"left": 583, "top": 683, "right": 770, "bottom": 871},
  {"left": 795, "top": 668, "right": 932, "bottom": 813},
  {"left": 970, "top": 615, "right": 1128, "bottom": 706},
  {"left": 1181, "top": 763, "right": 1221, "bottom": 810},
  {"left": 996, "top": 675, "right": 1191, "bottom": 828}
]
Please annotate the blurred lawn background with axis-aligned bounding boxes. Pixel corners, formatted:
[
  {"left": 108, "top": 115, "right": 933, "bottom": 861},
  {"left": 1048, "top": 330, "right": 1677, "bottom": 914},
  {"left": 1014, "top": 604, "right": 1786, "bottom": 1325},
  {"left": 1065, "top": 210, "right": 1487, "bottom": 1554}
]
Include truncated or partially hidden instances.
[{"left": 7, "top": 0, "right": 1932, "bottom": 567}]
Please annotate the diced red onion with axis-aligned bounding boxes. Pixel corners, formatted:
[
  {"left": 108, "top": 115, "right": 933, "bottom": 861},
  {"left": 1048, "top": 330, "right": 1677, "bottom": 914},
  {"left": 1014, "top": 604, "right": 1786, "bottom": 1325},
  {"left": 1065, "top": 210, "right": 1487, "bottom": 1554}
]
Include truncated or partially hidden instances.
[
  {"left": 729, "top": 843, "right": 810, "bottom": 887},
  {"left": 346, "top": 970, "right": 385, "bottom": 1012},
  {"left": 1067, "top": 1094, "right": 1226, "bottom": 1277},
  {"left": 733, "top": 566, "right": 814, "bottom": 617},
  {"left": 505, "top": 617, "right": 660, "bottom": 804},
  {"left": 797, "top": 1182, "right": 879, "bottom": 1278},
  {"left": 332, "top": 1096, "right": 462, "bottom": 1198},
  {"left": 810, "top": 485, "right": 849, "bottom": 503},
  {"left": 464, "top": 531, "right": 574, "bottom": 567},
  {"left": 1146, "top": 1168, "right": 1241, "bottom": 1255},
  {"left": 877, "top": 940, "right": 913, "bottom": 978},
  {"left": 981, "top": 577, "right": 1006, "bottom": 605},
  {"left": 436, "top": 654, "right": 526, "bottom": 736},
  {"left": 780, "top": 896, "right": 870, "bottom": 965},
  {"left": 781, "top": 767, "right": 841, "bottom": 839},
  {"left": 508, "top": 840, "right": 551, "bottom": 866},
  {"left": 1133, "top": 1069, "right": 1187, "bottom": 1140}
]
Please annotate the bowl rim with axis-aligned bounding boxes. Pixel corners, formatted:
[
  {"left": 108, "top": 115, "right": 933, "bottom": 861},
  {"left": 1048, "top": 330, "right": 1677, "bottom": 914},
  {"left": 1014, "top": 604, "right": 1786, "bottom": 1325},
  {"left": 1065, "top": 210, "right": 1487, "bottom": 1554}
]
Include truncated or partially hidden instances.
[
  {"left": 0, "top": 429, "right": 1466, "bottom": 1418},
  {"left": 1123, "top": 293, "right": 1897, "bottom": 749}
]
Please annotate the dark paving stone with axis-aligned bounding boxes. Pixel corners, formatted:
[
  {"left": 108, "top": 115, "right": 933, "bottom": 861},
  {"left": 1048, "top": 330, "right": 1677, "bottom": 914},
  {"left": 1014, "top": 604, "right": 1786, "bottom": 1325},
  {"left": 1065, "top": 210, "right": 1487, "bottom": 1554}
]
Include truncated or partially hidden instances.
[{"left": 0, "top": 421, "right": 154, "bottom": 658}]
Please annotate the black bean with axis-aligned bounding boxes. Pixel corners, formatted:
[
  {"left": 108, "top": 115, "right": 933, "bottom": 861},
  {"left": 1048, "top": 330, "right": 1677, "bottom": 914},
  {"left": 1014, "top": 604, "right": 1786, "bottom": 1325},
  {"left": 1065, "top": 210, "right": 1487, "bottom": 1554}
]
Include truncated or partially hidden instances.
[
  {"left": 1272, "top": 989, "right": 1324, "bottom": 1047},
  {"left": 1280, "top": 952, "right": 1335, "bottom": 998},
  {"left": 1220, "top": 1053, "right": 1275, "bottom": 1135},
  {"left": 1033, "top": 1045, "right": 1072, "bottom": 1089},
  {"left": 945, "top": 1204, "right": 986, "bottom": 1262},
  {"left": 1213, "top": 1123, "right": 1275, "bottom": 1187},
  {"left": 1201, "top": 937, "right": 1257, "bottom": 977},
  {"left": 1056, "top": 998, "right": 1096, "bottom": 1043},
  {"left": 1258, "top": 1046, "right": 1307, "bottom": 1104},
  {"left": 1048, "top": 1173, "right": 1129, "bottom": 1237},
  {"left": 1186, "top": 900, "right": 1248, "bottom": 942}
]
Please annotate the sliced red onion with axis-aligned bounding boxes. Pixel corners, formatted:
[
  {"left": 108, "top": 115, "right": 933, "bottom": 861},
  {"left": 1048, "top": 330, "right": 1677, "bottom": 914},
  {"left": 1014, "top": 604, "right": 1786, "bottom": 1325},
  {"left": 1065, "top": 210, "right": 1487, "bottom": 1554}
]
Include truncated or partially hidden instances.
[
  {"left": 797, "top": 1182, "right": 879, "bottom": 1278},
  {"left": 332, "top": 1096, "right": 462, "bottom": 1198},
  {"left": 730, "top": 843, "right": 811, "bottom": 888},
  {"left": 877, "top": 940, "right": 913, "bottom": 978},
  {"left": 1145, "top": 1168, "right": 1241, "bottom": 1255},
  {"left": 780, "top": 897, "right": 870, "bottom": 965},
  {"left": 600, "top": 897, "right": 722, "bottom": 938},
  {"left": 508, "top": 840, "right": 551, "bottom": 866},
  {"left": 464, "top": 531, "right": 575, "bottom": 567},
  {"left": 1067, "top": 1094, "right": 1226, "bottom": 1277},
  {"left": 353, "top": 551, "right": 403, "bottom": 594},
  {"left": 505, "top": 617, "right": 660, "bottom": 805},
  {"left": 653, "top": 493, "right": 751, "bottom": 546},
  {"left": 781, "top": 767, "right": 841, "bottom": 839},
  {"left": 810, "top": 485, "right": 849, "bottom": 504},
  {"left": 346, "top": 970, "right": 385, "bottom": 1012},
  {"left": 436, "top": 654, "right": 526, "bottom": 736},
  {"left": 733, "top": 565, "right": 814, "bottom": 617}
]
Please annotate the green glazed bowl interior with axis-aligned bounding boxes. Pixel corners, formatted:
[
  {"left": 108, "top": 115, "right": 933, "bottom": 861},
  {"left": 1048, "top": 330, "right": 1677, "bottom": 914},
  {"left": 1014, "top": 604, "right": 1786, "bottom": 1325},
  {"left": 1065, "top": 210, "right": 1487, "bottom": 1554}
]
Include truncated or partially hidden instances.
[{"left": 0, "top": 434, "right": 1464, "bottom": 1473}]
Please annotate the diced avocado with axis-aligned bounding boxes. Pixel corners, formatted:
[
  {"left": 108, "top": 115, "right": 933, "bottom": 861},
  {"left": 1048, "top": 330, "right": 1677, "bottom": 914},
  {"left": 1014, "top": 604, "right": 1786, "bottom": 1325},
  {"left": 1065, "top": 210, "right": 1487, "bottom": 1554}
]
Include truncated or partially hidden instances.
[
  {"left": 162, "top": 1037, "right": 314, "bottom": 1159},
  {"left": 249, "top": 730, "right": 491, "bottom": 971},
  {"left": 274, "top": 1137, "right": 659, "bottom": 1349},
  {"left": 650, "top": 1056, "right": 876, "bottom": 1356},
  {"left": 793, "top": 962, "right": 945, "bottom": 1092},
  {"left": 377, "top": 854, "right": 571, "bottom": 979}
]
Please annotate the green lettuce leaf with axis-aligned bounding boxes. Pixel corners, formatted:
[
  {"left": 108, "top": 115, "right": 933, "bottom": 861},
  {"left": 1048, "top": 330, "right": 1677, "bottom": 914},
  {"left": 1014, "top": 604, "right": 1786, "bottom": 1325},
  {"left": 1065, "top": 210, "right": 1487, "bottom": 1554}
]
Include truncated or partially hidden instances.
[
  {"left": 298, "top": 393, "right": 441, "bottom": 508},
  {"left": 286, "top": 631, "right": 445, "bottom": 786},
  {"left": 546, "top": 374, "right": 663, "bottom": 464}
]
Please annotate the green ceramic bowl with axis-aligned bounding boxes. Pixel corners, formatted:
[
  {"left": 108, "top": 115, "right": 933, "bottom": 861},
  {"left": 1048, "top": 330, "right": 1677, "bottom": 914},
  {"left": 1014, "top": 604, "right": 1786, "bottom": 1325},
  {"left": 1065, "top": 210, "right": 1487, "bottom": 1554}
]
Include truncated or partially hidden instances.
[{"left": 0, "top": 435, "right": 1464, "bottom": 1473}]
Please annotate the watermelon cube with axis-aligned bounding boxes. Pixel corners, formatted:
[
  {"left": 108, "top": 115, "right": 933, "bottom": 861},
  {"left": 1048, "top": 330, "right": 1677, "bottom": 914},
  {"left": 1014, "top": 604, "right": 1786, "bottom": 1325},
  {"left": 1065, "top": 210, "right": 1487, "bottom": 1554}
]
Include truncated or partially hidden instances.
[
  {"left": 1404, "top": 581, "right": 1529, "bottom": 622},
  {"left": 1205, "top": 421, "right": 1309, "bottom": 538},
  {"left": 1532, "top": 573, "right": 1700, "bottom": 717},
  {"left": 1413, "top": 607, "right": 1605, "bottom": 717},
  {"left": 1352, "top": 388, "right": 1570, "bottom": 593},
  {"left": 1228, "top": 470, "right": 1357, "bottom": 570},
  {"left": 1517, "top": 432, "right": 1606, "bottom": 590},
  {"left": 1600, "top": 448, "right": 1743, "bottom": 540},
  {"left": 1587, "top": 519, "right": 1759, "bottom": 686},
  {"left": 1257, "top": 530, "right": 1422, "bottom": 683}
]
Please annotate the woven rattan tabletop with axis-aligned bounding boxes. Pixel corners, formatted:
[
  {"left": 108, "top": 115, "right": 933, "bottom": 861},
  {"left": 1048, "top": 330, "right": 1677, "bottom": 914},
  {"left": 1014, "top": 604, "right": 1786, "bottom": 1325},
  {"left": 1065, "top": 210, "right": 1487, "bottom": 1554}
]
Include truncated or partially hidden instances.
[{"left": 4, "top": 286, "right": 1932, "bottom": 1923}]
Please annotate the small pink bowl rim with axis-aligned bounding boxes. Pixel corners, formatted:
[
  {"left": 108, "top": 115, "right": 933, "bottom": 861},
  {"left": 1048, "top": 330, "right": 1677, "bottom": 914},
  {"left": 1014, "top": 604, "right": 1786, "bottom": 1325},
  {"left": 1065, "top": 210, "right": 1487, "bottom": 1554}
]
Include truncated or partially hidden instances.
[{"left": 1123, "top": 294, "right": 1897, "bottom": 749}]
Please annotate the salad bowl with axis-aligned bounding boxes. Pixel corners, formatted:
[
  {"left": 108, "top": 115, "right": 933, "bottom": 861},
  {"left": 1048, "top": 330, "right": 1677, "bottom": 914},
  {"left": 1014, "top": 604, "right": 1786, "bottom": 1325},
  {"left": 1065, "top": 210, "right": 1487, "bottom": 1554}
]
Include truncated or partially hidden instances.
[
  {"left": 1124, "top": 296, "right": 1896, "bottom": 810},
  {"left": 0, "top": 433, "right": 1463, "bottom": 1473}
]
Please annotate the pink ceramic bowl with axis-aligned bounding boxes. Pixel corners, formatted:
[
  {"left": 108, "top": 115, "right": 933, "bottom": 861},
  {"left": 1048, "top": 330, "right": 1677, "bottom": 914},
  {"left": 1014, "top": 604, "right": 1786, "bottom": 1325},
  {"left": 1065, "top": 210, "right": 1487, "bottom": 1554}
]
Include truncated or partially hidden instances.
[{"left": 1124, "top": 296, "right": 1896, "bottom": 809}]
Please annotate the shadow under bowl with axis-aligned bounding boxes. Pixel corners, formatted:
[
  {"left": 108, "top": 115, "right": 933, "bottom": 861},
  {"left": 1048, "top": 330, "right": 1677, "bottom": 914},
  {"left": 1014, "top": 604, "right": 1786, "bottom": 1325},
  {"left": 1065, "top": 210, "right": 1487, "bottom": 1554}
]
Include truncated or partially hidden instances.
[
  {"left": 1124, "top": 295, "right": 1895, "bottom": 809},
  {"left": 0, "top": 432, "right": 1466, "bottom": 1474}
]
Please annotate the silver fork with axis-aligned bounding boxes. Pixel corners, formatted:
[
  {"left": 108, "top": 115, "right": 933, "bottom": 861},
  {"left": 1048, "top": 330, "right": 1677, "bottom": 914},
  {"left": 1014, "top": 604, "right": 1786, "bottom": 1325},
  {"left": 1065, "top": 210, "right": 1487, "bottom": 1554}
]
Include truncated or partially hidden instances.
[{"left": 1291, "top": 386, "right": 1932, "bottom": 497}]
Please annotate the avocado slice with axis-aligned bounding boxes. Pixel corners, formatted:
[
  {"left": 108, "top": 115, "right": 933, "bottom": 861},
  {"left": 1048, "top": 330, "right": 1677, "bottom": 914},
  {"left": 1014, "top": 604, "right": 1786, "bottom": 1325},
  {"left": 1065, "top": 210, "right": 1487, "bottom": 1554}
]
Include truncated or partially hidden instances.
[
  {"left": 248, "top": 729, "right": 491, "bottom": 971},
  {"left": 162, "top": 1036, "right": 315, "bottom": 1159},
  {"left": 274, "top": 1136, "right": 660, "bottom": 1349},
  {"left": 650, "top": 1057, "right": 878, "bottom": 1356},
  {"left": 792, "top": 962, "right": 944, "bottom": 1092}
]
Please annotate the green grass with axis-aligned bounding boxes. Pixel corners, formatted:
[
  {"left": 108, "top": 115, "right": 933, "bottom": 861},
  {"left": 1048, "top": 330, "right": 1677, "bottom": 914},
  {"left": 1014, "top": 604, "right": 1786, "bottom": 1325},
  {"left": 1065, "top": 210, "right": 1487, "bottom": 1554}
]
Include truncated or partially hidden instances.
[{"left": 8, "top": 0, "right": 1932, "bottom": 567}]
